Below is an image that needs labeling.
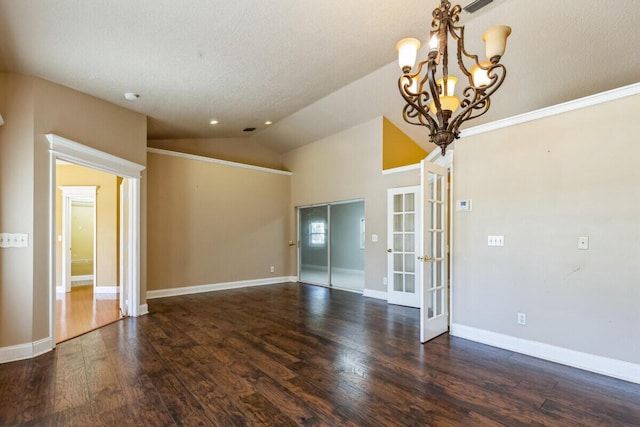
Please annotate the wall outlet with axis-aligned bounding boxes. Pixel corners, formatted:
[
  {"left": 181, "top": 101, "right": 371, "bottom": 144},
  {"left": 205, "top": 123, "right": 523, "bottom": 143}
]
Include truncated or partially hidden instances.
[
  {"left": 517, "top": 312, "right": 527, "bottom": 325},
  {"left": 383, "top": 277, "right": 388, "bottom": 286},
  {"left": 270, "top": 266, "right": 275, "bottom": 273}
]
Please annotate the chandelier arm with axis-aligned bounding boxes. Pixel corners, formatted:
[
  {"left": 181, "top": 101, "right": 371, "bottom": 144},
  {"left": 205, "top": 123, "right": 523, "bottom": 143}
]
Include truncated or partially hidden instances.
[
  {"left": 426, "top": 59, "right": 446, "bottom": 128},
  {"left": 398, "top": 74, "right": 438, "bottom": 130},
  {"left": 449, "top": 65, "right": 506, "bottom": 132}
]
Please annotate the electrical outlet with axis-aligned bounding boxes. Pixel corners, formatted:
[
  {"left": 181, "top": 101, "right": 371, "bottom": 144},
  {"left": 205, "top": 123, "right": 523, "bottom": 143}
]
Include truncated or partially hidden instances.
[
  {"left": 270, "top": 266, "right": 275, "bottom": 273},
  {"left": 517, "top": 312, "right": 526, "bottom": 325}
]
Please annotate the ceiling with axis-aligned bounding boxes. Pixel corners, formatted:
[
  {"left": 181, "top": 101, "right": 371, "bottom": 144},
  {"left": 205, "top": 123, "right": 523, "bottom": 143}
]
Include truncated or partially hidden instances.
[{"left": 1, "top": 0, "right": 639, "bottom": 153}]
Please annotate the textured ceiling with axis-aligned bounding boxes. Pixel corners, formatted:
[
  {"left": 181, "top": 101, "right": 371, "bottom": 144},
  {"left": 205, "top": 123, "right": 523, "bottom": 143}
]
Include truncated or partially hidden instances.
[{"left": 1, "top": 0, "right": 639, "bottom": 153}]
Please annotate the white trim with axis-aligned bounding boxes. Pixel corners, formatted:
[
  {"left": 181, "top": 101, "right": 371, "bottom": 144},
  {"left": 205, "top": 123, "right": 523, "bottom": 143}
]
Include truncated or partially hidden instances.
[
  {"left": 0, "top": 337, "right": 53, "bottom": 364},
  {"left": 460, "top": 82, "right": 640, "bottom": 139},
  {"left": 71, "top": 274, "right": 93, "bottom": 282},
  {"left": 147, "top": 147, "right": 293, "bottom": 176},
  {"left": 146, "top": 277, "right": 293, "bottom": 300},
  {"left": 138, "top": 304, "right": 149, "bottom": 316},
  {"left": 49, "top": 134, "right": 145, "bottom": 356},
  {"left": 451, "top": 323, "right": 640, "bottom": 385},
  {"left": 95, "top": 286, "right": 119, "bottom": 294},
  {"left": 287, "top": 276, "right": 298, "bottom": 283},
  {"left": 47, "top": 134, "right": 145, "bottom": 178},
  {"left": 382, "top": 163, "right": 421, "bottom": 175},
  {"left": 363, "top": 288, "right": 388, "bottom": 301}
]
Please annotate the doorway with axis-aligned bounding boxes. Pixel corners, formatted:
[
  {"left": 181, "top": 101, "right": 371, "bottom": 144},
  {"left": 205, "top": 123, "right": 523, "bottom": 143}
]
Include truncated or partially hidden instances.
[
  {"left": 298, "top": 200, "right": 365, "bottom": 292},
  {"left": 56, "top": 167, "right": 121, "bottom": 342},
  {"left": 48, "top": 134, "right": 144, "bottom": 345}
]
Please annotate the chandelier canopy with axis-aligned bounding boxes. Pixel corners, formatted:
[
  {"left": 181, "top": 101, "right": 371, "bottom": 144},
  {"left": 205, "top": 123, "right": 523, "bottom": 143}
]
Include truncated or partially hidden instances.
[{"left": 396, "top": 0, "right": 511, "bottom": 155}]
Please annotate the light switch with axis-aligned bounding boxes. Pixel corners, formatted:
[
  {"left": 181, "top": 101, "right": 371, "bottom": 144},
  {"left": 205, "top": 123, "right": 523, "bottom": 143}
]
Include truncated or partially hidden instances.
[
  {"left": 0, "top": 233, "right": 8, "bottom": 248},
  {"left": 371, "top": 234, "right": 378, "bottom": 242},
  {"left": 488, "top": 235, "right": 505, "bottom": 247},
  {"left": 578, "top": 236, "right": 589, "bottom": 250}
]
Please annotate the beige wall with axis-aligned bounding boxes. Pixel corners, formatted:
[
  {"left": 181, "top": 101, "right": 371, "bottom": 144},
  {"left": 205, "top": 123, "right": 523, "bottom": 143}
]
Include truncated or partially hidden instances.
[
  {"left": 0, "top": 73, "right": 36, "bottom": 346},
  {"left": 0, "top": 72, "right": 146, "bottom": 348},
  {"left": 56, "top": 164, "right": 120, "bottom": 287},
  {"left": 283, "top": 117, "right": 421, "bottom": 292},
  {"left": 148, "top": 137, "right": 285, "bottom": 170},
  {"left": 146, "top": 151, "right": 291, "bottom": 290},
  {"left": 452, "top": 94, "right": 640, "bottom": 365}
]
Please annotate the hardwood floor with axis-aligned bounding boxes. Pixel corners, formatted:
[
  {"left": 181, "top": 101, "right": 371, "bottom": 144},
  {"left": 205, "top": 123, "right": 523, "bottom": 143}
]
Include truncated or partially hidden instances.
[
  {"left": 3, "top": 283, "right": 639, "bottom": 425},
  {"left": 55, "top": 285, "right": 122, "bottom": 343}
]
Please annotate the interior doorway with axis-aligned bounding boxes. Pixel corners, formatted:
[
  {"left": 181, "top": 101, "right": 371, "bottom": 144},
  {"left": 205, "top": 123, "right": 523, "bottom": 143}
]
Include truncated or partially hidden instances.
[
  {"left": 48, "top": 133, "right": 145, "bottom": 346},
  {"left": 55, "top": 166, "right": 121, "bottom": 342},
  {"left": 298, "top": 200, "right": 365, "bottom": 292}
]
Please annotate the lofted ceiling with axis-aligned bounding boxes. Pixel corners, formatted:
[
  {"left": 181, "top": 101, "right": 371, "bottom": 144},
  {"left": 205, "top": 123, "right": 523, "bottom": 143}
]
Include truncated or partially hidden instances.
[{"left": 1, "top": 0, "right": 639, "bottom": 154}]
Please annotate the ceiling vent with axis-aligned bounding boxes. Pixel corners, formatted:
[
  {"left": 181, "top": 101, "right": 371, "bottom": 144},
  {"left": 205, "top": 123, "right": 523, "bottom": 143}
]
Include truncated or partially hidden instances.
[
  {"left": 463, "top": 0, "right": 493, "bottom": 13},
  {"left": 243, "top": 127, "right": 256, "bottom": 132}
]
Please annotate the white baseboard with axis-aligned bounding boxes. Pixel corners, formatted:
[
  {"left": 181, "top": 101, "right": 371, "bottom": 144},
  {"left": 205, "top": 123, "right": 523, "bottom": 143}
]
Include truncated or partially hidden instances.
[
  {"left": 138, "top": 304, "right": 149, "bottom": 316},
  {"left": 0, "top": 337, "right": 53, "bottom": 364},
  {"left": 363, "top": 288, "right": 388, "bottom": 301},
  {"left": 451, "top": 323, "right": 640, "bottom": 385},
  {"left": 146, "top": 276, "right": 294, "bottom": 300},
  {"left": 71, "top": 275, "right": 93, "bottom": 282},
  {"left": 95, "top": 286, "right": 119, "bottom": 294}
]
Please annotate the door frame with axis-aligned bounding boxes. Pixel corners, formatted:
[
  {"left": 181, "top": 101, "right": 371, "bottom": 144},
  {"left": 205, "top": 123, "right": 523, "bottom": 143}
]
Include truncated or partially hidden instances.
[
  {"left": 48, "top": 134, "right": 145, "bottom": 346},
  {"left": 296, "top": 198, "right": 365, "bottom": 290},
  {"left": 58, "top": 186, "right": 97, "bottom": 294}
]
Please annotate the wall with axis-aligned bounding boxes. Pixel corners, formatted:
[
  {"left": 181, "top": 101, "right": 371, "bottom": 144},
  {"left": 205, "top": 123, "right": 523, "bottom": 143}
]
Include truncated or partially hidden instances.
[
  {"left": 146, "top": 151, "right": 291, "bottom": 291},
  {"left": 148, "top": 137, "right": 285, "bottom": 170},
  {"left": 284, "top": 117, "right": 422, "bottom": 292},
  {"left": 56, "top": 164, "right": 120, "bottom": 287},
  {"left": 0, "top": 72, "right": 146, "bottom": 350},
  {"left": 0, "top": 73, "right": 35, "bottom": 346},
  {"left": 452, "top": 93, "right": 640, "bottom": 366}
]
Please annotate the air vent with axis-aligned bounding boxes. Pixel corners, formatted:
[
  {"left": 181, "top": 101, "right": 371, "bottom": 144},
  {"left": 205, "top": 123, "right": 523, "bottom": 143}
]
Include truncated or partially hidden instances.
[
  {"left": 463, "top": 0, "right": 493, "bottom": 13},
  {"left": 243, "top": 127, "right": 256, "bottom": 132}
]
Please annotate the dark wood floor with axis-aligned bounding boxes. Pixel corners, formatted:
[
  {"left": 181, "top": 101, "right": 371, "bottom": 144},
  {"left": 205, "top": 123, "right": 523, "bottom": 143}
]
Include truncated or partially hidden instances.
[{"left": 1, "top": 283, "right": 639, "bottom": 426}]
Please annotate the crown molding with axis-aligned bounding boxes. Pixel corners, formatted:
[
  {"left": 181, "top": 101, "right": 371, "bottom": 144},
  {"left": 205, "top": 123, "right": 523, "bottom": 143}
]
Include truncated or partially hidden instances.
[
  {"left": 147, "top": 147, "right": 292, "bottom": 176},
  {"left": 460, "top": 82, "right": 640, "bottom": 139}
]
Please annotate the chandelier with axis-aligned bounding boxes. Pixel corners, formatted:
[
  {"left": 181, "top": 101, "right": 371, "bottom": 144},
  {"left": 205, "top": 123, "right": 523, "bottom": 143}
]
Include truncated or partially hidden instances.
[{"left": 396, "top": 0, "right": 511, "bottom": 155}]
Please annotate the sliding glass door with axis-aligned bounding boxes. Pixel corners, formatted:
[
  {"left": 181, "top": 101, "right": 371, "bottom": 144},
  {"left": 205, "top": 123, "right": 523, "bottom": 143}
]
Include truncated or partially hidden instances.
[{"left": 298, "top": 200, "right": 364, "bottom": 291}]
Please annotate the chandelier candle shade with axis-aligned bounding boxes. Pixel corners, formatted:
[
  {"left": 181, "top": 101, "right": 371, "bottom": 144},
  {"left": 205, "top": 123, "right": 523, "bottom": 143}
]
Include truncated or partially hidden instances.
[{"left": 396, "top": 0, "right": 511, "bottom": 155}]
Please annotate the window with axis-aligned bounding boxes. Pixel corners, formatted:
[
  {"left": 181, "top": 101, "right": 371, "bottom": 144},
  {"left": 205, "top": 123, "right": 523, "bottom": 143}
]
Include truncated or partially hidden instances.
[{"left": 309, "top": 221, "right": 326, "bottom": 246}]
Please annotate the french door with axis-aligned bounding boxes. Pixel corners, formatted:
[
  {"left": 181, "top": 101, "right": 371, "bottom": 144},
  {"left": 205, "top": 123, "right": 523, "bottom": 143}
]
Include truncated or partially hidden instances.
[
  {"left": 387, "top": 186, "right": 422, "bottom": 308},
  {"left": 419, "top": 160, "right": 449, "bottom": 342}
]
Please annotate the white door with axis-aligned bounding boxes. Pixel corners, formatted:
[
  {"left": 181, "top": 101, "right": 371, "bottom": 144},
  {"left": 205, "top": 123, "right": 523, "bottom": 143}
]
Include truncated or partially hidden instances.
[
  {"left": 387, "top": 186, "right": 422, "bottom": 308},
  {"left": 419, "top": 160, "right": 449, "bottom": 342},
  {"left": 119, "top": 180, "right": 129, "bottom": 317}
]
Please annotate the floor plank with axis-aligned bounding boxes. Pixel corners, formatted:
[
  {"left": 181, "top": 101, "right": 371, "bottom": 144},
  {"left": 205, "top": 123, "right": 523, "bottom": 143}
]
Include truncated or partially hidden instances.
[{"left": 1, "top": 282, "right": 639, "bottom": 426}]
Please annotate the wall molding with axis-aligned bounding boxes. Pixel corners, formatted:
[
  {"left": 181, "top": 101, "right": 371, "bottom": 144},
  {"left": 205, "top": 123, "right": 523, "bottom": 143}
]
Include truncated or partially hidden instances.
[
  {"left": 47, "top": 134, "right": 145, "bottom": 178},
  {"left": 95, "top": 286, "right": 119, "bottom": 293},
  {"left": 147, "top": 147, "right": 293, "bottom": 176},
  {"left": 138, "top": 304, "right": 149, "bottom": 316},
  {"left": 451, "top": 323, "right": 640, "bottom": 385},
  {"left": 381, "top": 163, "right": 421, "bottom": 175},
  {"left": 146, "top": 276, "right": 296, "bottom": 300},
  {"left": 71, "top": 275, "right": 93, "bottom": 282},
  {"left": 460, "top": 82, "right": 640, "bottom": 139},
  {"left": 0, "top": 337, "right": 53, "bottom": 364},
  {"left": 363, "top": 288, "right": 388, "bottom": 301}
]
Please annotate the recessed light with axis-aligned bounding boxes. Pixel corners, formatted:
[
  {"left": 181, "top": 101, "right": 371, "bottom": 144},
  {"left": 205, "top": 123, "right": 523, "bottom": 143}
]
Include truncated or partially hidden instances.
[
  {"left": 124, "top": 92, "right": 140, "bottom": 100},
  {"left": 264, "top": 121, "right": 273, "bottom": 125},
  {"left": 209, "top": 120, "right": 219, "bottom": 125}
]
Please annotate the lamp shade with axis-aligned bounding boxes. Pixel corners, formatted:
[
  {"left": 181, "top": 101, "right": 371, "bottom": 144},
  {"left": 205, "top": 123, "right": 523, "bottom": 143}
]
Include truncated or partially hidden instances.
[
  {"left": 429, "top": 96, "right": 460, "bottom": 114},
  {"left": 436, "top": 76, "right": 458, "bottom": 96},
  {"left": 471, "top": 62, "right": 492, "bottom": 87},
  {"left": 482, "top": 25, "right": 511, "bottom": 61},
  {"left": 396, "top": 38, "right": 421, "bottom": 70}
]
